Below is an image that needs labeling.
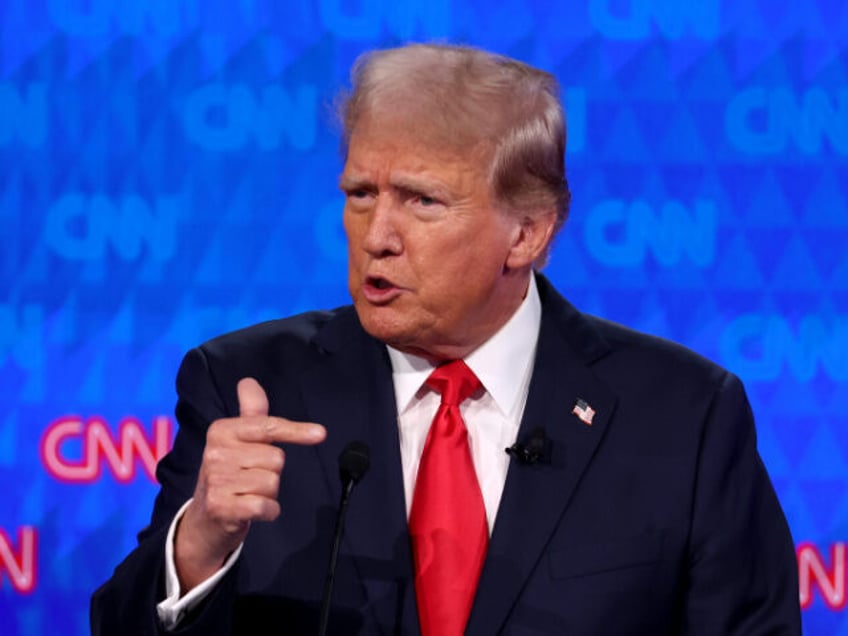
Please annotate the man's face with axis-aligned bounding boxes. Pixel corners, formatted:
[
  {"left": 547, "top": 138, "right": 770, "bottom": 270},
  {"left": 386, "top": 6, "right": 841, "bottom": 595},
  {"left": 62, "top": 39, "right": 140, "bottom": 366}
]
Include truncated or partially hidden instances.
[{"left": 341, "top": 115, "right": 532, "bottom": 361}]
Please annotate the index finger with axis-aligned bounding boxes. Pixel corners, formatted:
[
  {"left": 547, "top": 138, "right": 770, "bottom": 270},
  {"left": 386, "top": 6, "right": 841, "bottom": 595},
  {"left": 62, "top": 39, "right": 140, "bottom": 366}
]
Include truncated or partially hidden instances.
[{"left": 235, "top": 415, "right": 327, "bottom": 446}]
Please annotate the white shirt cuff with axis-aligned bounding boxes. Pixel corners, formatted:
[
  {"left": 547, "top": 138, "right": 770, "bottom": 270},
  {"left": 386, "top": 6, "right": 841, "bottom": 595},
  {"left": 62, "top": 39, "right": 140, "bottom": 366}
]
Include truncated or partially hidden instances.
[{"left": 156, "top": 499, "right": 244, "bottom": 631}]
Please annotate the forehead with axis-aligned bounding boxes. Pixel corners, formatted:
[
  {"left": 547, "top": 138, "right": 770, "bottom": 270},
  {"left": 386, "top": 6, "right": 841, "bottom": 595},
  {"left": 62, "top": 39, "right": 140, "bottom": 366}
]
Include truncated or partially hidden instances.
[{"left": 343, "top": 112, "right": 492, "bottom": 182}]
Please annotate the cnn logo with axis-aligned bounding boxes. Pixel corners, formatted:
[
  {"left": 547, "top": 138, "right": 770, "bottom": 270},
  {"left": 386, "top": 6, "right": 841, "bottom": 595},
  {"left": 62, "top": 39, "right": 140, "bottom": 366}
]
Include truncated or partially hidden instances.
[{"left": 40, "top": 416, "right": 173, "bottom": 483}]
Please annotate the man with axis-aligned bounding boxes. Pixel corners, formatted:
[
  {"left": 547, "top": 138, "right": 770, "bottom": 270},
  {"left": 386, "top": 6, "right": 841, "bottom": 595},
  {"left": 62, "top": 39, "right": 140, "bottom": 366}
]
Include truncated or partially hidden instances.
[{"left": 91, "top": 43, "right": 800, "bottom": 634}]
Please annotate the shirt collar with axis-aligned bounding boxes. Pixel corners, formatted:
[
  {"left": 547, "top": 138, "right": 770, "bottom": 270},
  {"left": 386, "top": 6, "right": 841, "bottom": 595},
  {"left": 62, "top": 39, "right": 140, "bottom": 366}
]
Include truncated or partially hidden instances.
[{"left": 387, "top": 274, "right": 542, "bottom": 415}]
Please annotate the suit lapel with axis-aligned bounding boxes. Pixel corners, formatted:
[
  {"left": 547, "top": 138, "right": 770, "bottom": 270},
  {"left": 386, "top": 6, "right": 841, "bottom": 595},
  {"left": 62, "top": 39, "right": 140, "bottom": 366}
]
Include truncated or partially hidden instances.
[
  {"left": 299, "top": 308, "right": 419, "bottom": 634},
  {"left": 466, "top": 277, "right": 618, "bottom": 636}
]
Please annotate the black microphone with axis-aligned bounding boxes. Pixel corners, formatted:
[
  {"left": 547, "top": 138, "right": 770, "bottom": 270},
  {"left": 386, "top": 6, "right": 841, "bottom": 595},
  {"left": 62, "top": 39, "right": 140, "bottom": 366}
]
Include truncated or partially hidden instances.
[
  {"left": 506, "top": 427, "right": 552, "bottom": 465},
  {"left": 318, "top": 441, "right": 370, "bottom": 636},
  {"left": 339, "top": 441, "right": 370, "bottom": 487}
]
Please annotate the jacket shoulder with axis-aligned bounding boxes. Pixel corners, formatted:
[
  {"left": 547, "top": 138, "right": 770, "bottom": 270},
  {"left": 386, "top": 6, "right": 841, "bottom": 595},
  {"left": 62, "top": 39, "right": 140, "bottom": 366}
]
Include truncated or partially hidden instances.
[
  {"left": 585, "top": 314, "right": 732, "bottom": 394},
  {"left": 199, "top": 306, "right": 354, "bottom": 359},
  {"left": 537, "top": 274, "right": 730, "bottom": 388},
  {"left": 174, "top": 305, "right": 362, "bottom": 404}
]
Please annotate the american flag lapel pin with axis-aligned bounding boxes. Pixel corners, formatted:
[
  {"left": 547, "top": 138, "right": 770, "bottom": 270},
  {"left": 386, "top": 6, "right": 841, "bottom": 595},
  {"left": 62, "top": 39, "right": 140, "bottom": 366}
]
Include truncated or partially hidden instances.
[{"left": 571, "top": 398, "right": 596, "bottom": 426}]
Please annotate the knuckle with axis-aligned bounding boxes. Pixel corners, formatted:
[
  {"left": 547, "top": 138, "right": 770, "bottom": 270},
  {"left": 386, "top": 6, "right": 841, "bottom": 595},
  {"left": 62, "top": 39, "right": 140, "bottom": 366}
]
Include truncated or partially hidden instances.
[
  {"left": 241, "top": 497, "right": 264, "bottom": 520},
  {"left": 203, "top": 446, "right": 226, "bottom": 467},
  {"left": 270, "top": 447, "right": 285, "bottom": 473},
  {"left": 259, "top": 499, "right": 281, "bottom": 521},
  {"left": 204, "top": 491, "right": 228, "bottom": 519},
  {"left": 220, "top": 519, "right": 248, "bottom": 537},
  {"left": 261, "top": 417, "right": 277, "bottom": 438},
  {"left": 206, "top": 421, "right": 228, "bottom": 444},
  {"left": 265, "top": 471, "right": 280, "bottom": 495}
]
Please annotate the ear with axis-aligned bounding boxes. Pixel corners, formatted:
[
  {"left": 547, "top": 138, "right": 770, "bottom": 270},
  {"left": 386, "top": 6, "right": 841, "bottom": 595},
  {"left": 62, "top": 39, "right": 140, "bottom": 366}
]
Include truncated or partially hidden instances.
[{"left": 505, "top": 210, "right": 557, "bottom": 270}]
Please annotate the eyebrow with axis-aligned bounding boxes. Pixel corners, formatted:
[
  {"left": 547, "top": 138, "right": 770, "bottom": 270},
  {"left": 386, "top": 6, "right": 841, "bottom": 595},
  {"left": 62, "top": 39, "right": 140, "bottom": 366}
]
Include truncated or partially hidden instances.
[
  {"left": 338, "top": 174, "right": 370, "bottom": 190},
  {"left": 389, "top": 174, "right": 448, "bottom": 196},
  {"left": 339, "top": 173, "right": 451, "bottom": 198}
]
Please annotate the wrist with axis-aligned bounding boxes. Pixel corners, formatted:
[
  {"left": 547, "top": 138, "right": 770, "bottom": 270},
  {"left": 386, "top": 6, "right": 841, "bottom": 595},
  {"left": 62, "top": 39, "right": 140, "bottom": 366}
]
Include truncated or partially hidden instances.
[{"left": 174, "top": 503, "right": 244, "bottom": 592}]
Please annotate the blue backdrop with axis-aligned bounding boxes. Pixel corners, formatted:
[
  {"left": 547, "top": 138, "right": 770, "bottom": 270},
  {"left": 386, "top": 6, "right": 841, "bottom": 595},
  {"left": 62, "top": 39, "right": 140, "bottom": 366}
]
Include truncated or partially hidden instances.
[{"left": 1, "top": 1, "right": 846, "bottom": 633}]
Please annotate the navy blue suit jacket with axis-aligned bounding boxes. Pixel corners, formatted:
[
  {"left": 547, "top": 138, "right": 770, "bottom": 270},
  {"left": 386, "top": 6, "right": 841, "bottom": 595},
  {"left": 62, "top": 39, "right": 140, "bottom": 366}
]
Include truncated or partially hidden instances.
[{"left": 91, "top": 275, "right": 800, "bottom": 634}]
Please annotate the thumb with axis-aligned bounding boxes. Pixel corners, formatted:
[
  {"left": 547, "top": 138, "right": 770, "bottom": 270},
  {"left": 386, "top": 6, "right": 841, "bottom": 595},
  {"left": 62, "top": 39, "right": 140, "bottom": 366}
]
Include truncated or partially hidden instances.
[{"left": 237, "top": 377, "right": 270, "bottom": 417}]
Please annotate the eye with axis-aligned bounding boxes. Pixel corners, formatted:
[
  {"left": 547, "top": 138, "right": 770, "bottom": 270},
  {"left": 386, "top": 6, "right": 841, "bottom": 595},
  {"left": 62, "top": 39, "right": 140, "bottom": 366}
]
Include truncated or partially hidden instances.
[
  {"left": 408, "top": 190, "right": 444, "bottom": 209},
  {"left": 344, "top": 187, "right": 376, "bottom": 206}
]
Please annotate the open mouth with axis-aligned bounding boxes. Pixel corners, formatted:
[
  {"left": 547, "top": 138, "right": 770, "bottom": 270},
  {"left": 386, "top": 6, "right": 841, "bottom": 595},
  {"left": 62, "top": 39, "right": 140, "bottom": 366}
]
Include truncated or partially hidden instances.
[{"left": 363, "top": 276, "right": 401, "bottom": 302}]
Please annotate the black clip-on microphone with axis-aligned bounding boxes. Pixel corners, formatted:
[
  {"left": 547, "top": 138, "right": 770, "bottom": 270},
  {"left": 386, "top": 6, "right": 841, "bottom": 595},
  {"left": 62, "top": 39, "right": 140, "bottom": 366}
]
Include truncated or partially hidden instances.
[
  {"left": 506, "top": 427, "right": 552, "bottom": 465},
  {"left": 318, "top": 441, "right": 371, "bottom": 636}
]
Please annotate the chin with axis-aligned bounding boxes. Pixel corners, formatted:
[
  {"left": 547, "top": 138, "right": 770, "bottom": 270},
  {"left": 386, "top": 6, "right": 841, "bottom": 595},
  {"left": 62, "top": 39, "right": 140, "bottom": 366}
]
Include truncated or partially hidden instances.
[
  {"left": 355, "top": 305, "right": 410, "bottom": 345},
  {"left": 357, "top": 313, "right": 463, "bottom": 362}
]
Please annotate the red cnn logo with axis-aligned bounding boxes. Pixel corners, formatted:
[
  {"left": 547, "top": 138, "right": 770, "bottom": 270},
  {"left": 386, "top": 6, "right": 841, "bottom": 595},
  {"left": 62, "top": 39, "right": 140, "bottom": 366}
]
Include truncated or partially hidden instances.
[
  {"left": 0, "top": 527, "right": 37, "bottom": 594},
  {"left": 798, "top": 542, "right": 847, "bottom": 610},
  {"left": 40, "top": 416, "right": 173, "bottom": 483}
]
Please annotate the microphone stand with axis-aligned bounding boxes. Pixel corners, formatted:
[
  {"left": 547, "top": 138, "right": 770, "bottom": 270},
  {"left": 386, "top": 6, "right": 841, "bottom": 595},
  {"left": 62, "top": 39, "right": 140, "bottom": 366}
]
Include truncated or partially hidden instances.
[{"left": 318, "top": 442, "right": 370, "bottom": 636}]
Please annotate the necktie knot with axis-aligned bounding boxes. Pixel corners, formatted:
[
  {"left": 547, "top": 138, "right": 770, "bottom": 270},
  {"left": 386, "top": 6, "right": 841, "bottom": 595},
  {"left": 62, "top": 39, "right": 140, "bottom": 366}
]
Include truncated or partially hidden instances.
[{"left": 426, "top": 359, "right": 481, "bottom": 406}]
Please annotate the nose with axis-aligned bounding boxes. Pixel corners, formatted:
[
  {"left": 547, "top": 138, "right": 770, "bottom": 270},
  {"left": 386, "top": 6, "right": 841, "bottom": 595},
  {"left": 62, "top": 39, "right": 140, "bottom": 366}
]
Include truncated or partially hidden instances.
[{"left": 361, "top": 197, "right": 403, "bottom": 257}]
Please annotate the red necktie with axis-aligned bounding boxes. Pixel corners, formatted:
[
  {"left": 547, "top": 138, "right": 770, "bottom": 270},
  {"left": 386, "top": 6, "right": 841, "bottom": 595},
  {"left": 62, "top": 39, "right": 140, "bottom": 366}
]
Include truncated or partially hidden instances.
[{"left": 409, "top": 360, "right": 488, "bottom": 636}]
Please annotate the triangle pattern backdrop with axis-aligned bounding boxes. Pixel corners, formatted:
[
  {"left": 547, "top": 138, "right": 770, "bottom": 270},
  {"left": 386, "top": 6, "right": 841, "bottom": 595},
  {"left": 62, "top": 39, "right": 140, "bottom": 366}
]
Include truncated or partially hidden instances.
[{"left": 0, "top": 1, "right": 846, "bottom": 634}]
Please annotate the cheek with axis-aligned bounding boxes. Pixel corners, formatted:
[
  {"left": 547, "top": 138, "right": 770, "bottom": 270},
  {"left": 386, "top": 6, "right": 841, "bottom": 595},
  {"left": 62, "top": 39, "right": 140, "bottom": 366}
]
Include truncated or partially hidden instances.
[
  {"left": 343, "top": 213, "right": 363, "bottom": 260},
  {"left": 414, "top": 253, "right": 487, "bottom": 310},
  {"left": 342, "top": 209, "right": 357, "bottom": 241},
  {"left": 412, "top": 226, "right": 501, "bottom": 275}
]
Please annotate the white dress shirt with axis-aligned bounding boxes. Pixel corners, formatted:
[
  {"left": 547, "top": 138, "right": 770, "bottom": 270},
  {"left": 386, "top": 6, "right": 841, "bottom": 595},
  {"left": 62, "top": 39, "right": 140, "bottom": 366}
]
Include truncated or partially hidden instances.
[
  {"left": 390, "top": 274, "right": 541, "bottom": 531},
  {"left": 157, "top": 275, "right": 542, "bottom": 628}
]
